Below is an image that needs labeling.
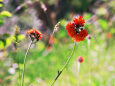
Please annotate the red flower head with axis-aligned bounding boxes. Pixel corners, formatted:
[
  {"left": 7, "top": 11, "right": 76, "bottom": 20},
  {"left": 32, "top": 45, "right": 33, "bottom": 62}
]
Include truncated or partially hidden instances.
[
  {"left": 73, "top": 16, "right": 85, "bottom": 27},
  {"left": 66, "top": 22, "right": 76, "bottom": 38},
  {"left": 0, "top": 78, "right": 2, "bottom": 84},
  {"left": 106, "top": 32, "right": 112, "bottom": 39},
  {"left": 46, "top": 35, "right": 55, "bottom": 51},
  {"left": 66, "top": 16, "right": 88, "bottom": 42},
  {"left": 78, "top": 56, "right": 84, "bottom": 63},
  {"left": 27, "top": 29, "right": 42, "bottom": 41},
  {"left": 74, "top": 29, "right": 88, "bottom": 42}
]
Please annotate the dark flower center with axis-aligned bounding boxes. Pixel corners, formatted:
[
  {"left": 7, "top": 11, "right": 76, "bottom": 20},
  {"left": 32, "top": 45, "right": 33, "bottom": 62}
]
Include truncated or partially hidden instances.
[
  {"left": 73, "top": 23, "right": 83, "bottom": 34},
  {"left": 30, "top": 32, "right": 40, "bottom": 41},
  {"left": 79, "top": 58, "right": 82, "bottom": 62}
]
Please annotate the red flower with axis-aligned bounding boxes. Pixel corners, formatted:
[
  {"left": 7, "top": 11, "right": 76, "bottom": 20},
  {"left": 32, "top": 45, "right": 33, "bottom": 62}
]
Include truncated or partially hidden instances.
[
  {"left": 78, "top": 56, "right": 84, "bottom": 63},
  {"left": 49, "top": 35, "right": 55, "bottom": 45},
  {"left": 66, "top": 16, "right": 88, "bottom": 42},
  {"left": 66, "top": 22, "right": 76, "bottom": 38},
  {"left": 106, "top": 32, "right": 112, "bottom": 39},
  {"left": 27, "top": 29, "right": 42, "bottom": 41},
  {"left": 73, "top": 16, "right": 85, "bottom": 27},
  {"left": 46, "top": 35, "right": 55, "bottom": 51},
  {"left": 0, "top": 78, "right": 2, "bottom": 84},
  {"left": 74, "top": 29, "right": 88, "bottom": 42}
]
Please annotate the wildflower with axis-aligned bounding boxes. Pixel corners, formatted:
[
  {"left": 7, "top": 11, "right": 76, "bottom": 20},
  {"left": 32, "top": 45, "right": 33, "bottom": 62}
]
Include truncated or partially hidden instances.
[
  {"left": 12, "top": 63, "right": 18, "bottom": 69},
  {"left": 78, "top": 56, "right": 84, "bottom": 63},
  {"left": 53, "top": 22, "right": 60, "bottom": 33},
  {"left": 40, "top": 1, "right": 47, "bottom": 12},
  {"left": 106, "top": 32, "right": 112, "bottom": 39},
  {"left": 27, "top": 29, "right": 42, "bottom": 41},
  {"left": 66, "top": 16, "right": 88, "bottom": 42},
  {"left": 15, "top": 6, "right": 22, "bottom": 11},
  {"left": 73, "top": 16, "right": 85, "bottom": 27},
  {"left": 37, "top": 78, "right": 43, "bottom": 83},
  {"left": 74, "top": 29, "right": 88, "bottom": 42},
  {"left": 66, "top": 22, "right": 76, "bottom": 38},
  {"left": 29, "top": 85, "right": 33, "bottom": 86},
  {"left": 8, "top": 67, "right": 15, "bottom": 74},
  {"left": 87, "top": 35, "right": 91, "bottom": 40},
  {"left": 87, "top": 35, "right": 91, "bottom": 47},
  {"left": 46, "top": 35, "right": 55, "bottom": 51},
  {"left": 49, "top": 35, "right": 55, "bottom": 45},
  {"left": 14, "top": 26, "right": 20, "bottom": 36},
  {"left": 0, "top": 78, "right": 2, "bottom": 84}
]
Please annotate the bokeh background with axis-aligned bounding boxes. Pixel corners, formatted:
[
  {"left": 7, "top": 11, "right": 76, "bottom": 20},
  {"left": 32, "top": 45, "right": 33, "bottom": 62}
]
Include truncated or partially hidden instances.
[{"left": 0, "top": 0, "right": 115, "bottom": 86}]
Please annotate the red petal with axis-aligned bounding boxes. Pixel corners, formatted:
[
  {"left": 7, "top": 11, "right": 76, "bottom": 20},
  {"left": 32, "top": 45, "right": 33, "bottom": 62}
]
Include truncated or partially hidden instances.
[
  {"left": 74, "top": 29, "right": 88, "bottom": 42},
  {"left": 73, "top": 16, "right": 85, "bottom": 27},
  {"left": 66, "top": 22, "right": 76, "bottom": 38},
  {"left": 27, "top": 29, "right": 34, "bottom": 34}
]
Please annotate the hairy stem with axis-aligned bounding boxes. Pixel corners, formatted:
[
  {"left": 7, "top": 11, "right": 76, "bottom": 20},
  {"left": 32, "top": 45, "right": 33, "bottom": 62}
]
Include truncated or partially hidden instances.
[
  {"left": 18, "top": 55, "right": 21, "bottom": 86},
  {"left": 21, "top": 41, "right": 33, "bottom": 86},
  {"left": 77, "top": 62, "right": 80, "bottom": 86},
  {"left": 50, "top": 42, "right": 76, "bottom": 86}
]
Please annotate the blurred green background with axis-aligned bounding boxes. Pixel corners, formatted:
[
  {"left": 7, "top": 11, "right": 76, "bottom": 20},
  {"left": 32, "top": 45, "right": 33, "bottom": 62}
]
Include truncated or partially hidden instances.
[{"left": 0, "top": 0, "right": 115, "bottom": 86}]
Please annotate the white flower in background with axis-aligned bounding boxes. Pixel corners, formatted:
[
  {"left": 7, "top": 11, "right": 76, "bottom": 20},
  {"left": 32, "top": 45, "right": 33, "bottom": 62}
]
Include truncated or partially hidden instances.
[
  {"left": 108, "top": 66, "right": 114, "bottom": 71},
  {"left": 37, "top": 78, "right": 43, "bottom": 83},
  {"left": 29, "top": 85, "right": 33, "bottom": 86},
  {"left": 40, "top": 2, "right": 47, "bottom": 12},
  {"left": 8, "top": 68, "right": 15, "bottom": 74},
  {"left": 12, "top": 63, "right": 18, "bottom": 69}
]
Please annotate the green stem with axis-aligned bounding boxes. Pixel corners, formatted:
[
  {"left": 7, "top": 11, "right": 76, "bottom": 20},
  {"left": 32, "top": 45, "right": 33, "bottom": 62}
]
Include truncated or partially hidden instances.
[
  {"left": 18, "top": 55, "right": 21, "bottom": 86},
  {"left": 50, "top": 42, "right": 76, "bottom": 86},
  {"left": 21, "top": 41, "right": 33, "bottom": 86}
]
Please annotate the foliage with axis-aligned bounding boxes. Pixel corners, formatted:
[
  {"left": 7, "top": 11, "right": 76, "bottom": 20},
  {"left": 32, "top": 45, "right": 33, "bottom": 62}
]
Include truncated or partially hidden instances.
[{"left": 0, "top": 0, "right": 115, "bottom": 86}]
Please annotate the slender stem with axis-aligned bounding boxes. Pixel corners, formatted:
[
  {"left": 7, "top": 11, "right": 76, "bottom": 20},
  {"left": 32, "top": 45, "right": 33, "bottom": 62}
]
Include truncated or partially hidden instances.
[
  {"left": 87, "top": 40, "right": 91, "bottom": 85},
  {"left": 21, "top": 41, "right": 33, "bottom": 86},
  {"left": 18, "top": 55, "right": 21, "bottom": 86},
  {"left": 77, "top": 62, "right": 80, "bottom": 86},
  {"left": 50, "top": 42, "right": 76, "bottom": 86}
]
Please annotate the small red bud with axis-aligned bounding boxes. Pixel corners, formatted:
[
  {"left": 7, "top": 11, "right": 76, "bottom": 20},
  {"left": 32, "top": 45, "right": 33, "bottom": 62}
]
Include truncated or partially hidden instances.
[{"left": 78, "top": 56, "right": 84, "bottom": 63}]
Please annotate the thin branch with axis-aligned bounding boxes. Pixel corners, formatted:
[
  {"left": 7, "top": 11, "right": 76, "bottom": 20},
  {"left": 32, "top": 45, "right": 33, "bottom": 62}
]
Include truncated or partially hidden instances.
[
  {"left": 50, "top": 42, "right": 76, "bottom": 86},
  {"left": 21, "top": 41, "right": 33, "bottom": 86}
]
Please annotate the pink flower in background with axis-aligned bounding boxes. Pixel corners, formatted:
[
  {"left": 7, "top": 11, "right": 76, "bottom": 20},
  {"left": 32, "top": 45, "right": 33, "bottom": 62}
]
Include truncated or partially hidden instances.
[{"left": 78, "top": 56, "right": 84, "bottom": 63}]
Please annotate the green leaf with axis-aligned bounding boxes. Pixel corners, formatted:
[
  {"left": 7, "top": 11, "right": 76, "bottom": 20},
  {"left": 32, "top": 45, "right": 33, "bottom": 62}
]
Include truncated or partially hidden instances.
[
  {"left": 3, "top": 33, "right": 10, "bottom": 38},
  {"left": 0, "top": 4, "right": 3, "bottom": 7},
  {"left": 0, "top": 39, "right": 6, "bottom": 47},
  {"left": 0, "top": 41, "right": 4, "bottom": 49},
  {"left": 60, "top": 19, "right": 66, "bottom": 26},
  {"left": 0, "top": 19, "right": 3, "bottom": 26},
  {"left": 18, "top": 35, "right": 25, "bottom": 40},
  {"left": 19, "top": 64, "right": 23, "bottom": 70},
  {"left": 0, "top": 11, "right": 12, "bottom": 17},
  {"left": 11, "top": 35, "right": 25, "bottom": 42},
  {"left": 6, "top": 38, "right": 12, "bottom": 46}
]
